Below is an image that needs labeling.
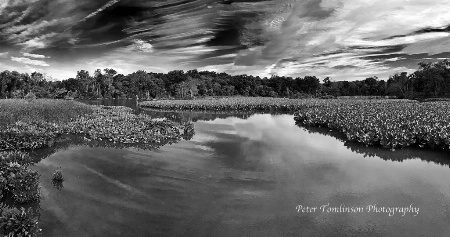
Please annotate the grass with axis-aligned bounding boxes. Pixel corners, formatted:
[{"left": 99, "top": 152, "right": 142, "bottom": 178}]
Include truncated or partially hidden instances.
[
  {"left": 0, "top": 99, "right": 93, "bottom": 150},
  {"left": 0, "top": 99, "right": 92, "bottom": 127}
]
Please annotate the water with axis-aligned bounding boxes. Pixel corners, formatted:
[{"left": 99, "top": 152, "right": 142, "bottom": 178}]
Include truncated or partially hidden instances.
[{"left": 33, "top": 100, "right": 450, "bottom": 236}]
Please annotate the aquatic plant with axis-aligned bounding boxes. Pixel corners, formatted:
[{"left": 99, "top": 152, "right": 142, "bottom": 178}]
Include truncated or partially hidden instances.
[
  {"left": 0, "top": 100, "right": 192, "bottom": 151},
  {"left": 139, "top": 97, "right": 313, "bottom": 112},
  {"left": 294, "top": 99, "right": 450, "bottom": 150},
  {"left": 0, "top": 99, "right": 93, "bottom": 150},
  {"left": 0, "top": 121, "right": 61, "bottom": 150},
  {"left": 301, "top": 126, "right": 450, "bottom": 167},
  {"left": 0, "top": 151, "right": 40, "bottom": 203},
  {"left": 51, "top": 168, "right": 63, "bottom": 182},
  {"left": 63, "top": 105, "right": 192, "bottom": 146},
  {"left": 0, "top": 152, "right": 40, "bottom": 236},
  {"left": 0, "top": 203, "right": 39, "bottom": 237}
]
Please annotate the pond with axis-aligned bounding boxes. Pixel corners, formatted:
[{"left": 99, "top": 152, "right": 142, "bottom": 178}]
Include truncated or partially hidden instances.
[{"left": 33, "top": 99, "right": 450, "bottom": 236}]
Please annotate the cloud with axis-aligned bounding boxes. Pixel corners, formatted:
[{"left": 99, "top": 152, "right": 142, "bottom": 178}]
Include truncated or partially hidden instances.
[
  {"left": 233, "top": 0, "right": 450, "bottom": 79},
  {"left": 11, "top": 56, "right": 50, "bottom": 67},
  {"left": 0, "top": 1, "right": 8, "bottom": 15},
  {"left": 402, "top": 36, "right": 450, "bottom": 55},
  {"left": 19, "top": 33, "right": 57, "bottom": 49},
  {"left": 5, "top": 19, "right": 60, "bottom": 42},
  {"left": 384, "top": 57, "right": 406, "bottom": 62},
  {"left": 23, "top": 53, "right": 50, "bottom": 59},
  {"left": 2, "top": 0, "right": 450, "bottom": 81},
  {"left": 79, "top": 0, "right": 121, "bottom": 23},
  {"left": 0, "top": 52, "right": 8, "bottom": 58},
  {"left": 130, "top": 39, "right": 153, "bottom": 53},
  {"left": 24, "top": 65, "right": 39, "bottom": 72}
]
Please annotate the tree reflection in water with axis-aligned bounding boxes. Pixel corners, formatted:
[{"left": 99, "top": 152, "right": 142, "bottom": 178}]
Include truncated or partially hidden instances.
[{"left": 296, "top": 123, "right": 450, "bottom": 168}]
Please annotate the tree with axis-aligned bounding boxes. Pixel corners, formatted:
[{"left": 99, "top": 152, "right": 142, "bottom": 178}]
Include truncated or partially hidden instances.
[
  {"left": 76, "top": 70, "right": 91, "bottom": 97},
  {"left": 103, "top": 68, "right": 117, "bottom": 97},
  {"left": 0, "top": 71, "right": 12, "bottom": 98},
  {"left": 323, "top": 77, "right": 332, "bottom": 88},
  {"left": 93, "top": 69, "right": 103, "bottom": 97}
]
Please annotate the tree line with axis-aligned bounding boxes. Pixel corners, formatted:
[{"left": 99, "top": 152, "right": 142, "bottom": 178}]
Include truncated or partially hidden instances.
[{"left": 1, "top": 59, "right": 449, "bottom": 100}]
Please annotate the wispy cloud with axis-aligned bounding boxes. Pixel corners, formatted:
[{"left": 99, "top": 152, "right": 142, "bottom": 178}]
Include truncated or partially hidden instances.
[
  {"left": 23, "top": 53, "right": 50, "bottom": 59},
  {"left": 0, "top": 52, "right": 8, "bottom": 58},
  {"left": 0, "top": 1, "right": 8, "bottom": 16},
  {"left": 234, "top": 0, "right": 450, "bottom": 79},
  {"left": 79, "top": 0, "right": 121, "bottom": 23},
  {"left": 18, "top": 33, "right": 57, "bottom": 50},
  {"left": 402, "top": 36, "right": 450, "bottom": 55},
  {"left": 11, "top": 57, "right": 50, "bottom": 67}
]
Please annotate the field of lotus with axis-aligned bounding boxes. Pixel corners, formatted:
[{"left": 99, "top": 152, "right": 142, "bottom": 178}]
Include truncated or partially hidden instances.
[
  {"left": 139, "top": 97, "right": 310, "bottom": 112},
  {"left": 294, "top": 99, "right": 450, "bottom": 150}
]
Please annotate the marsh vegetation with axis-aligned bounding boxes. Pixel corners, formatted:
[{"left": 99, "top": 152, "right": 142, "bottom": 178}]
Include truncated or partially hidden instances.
[{"left": 0, "top": 99, "right": 194, "bottom": 236}]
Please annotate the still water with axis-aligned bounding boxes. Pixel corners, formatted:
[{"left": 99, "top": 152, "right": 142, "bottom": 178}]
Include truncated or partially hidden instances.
[{"left": 34, "top": 100, "right": 450, "bottom": 236}]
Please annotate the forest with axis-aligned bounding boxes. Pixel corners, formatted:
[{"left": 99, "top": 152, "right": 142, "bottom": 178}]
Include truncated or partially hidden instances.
[{"left": 1, "top": 59, "right": 449, "bottom": 100}]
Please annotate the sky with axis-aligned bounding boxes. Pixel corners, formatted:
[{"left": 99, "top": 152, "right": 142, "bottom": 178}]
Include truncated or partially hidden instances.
[{"left": 1, "top": 0, "right": 450, "bottom": 81}]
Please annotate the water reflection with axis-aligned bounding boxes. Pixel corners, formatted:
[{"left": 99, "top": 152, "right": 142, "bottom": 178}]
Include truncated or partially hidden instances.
[
  {"left": 298, "top": 125, "right": 450, "bottom": 168},
  {"left": 29, "top": 133, "right": 193, "bottom": 165},
  {"left": 51, "top": 180, "right": 64, "bottom": 190},
  {"left": 32, "top": 112, "right": 450, "bottom": 236},
  {"left": 141, "top": 109, "right": 254, "bottom": 123}
]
